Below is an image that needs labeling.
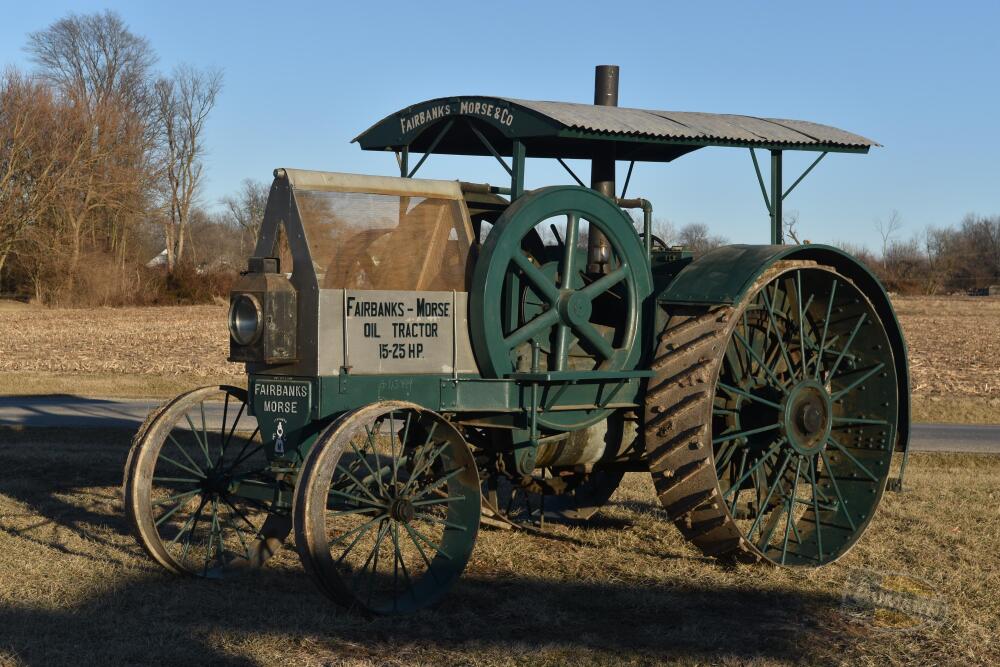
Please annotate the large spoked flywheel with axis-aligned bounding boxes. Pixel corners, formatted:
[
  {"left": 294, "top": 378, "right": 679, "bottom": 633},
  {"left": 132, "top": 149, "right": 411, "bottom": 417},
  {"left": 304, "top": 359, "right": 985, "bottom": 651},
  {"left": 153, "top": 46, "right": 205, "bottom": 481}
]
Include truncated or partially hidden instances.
[
  {"left": 646, "top": 260, "right": 900, "bottom": 566},
  {"left": 470, "top": 186, "right": 652, "bottom": 430}
]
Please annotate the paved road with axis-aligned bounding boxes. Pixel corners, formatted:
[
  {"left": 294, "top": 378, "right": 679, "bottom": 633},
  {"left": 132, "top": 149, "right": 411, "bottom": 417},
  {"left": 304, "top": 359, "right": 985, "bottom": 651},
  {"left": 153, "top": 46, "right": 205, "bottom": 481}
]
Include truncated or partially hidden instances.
[{"left": 0, "top": 396, "right": 997, "bottom": 453}]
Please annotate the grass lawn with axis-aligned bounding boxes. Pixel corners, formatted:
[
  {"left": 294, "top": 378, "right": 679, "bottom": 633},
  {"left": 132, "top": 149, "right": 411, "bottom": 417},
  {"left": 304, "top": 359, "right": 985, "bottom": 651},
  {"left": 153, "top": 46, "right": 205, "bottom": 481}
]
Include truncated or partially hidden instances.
[{"left": 0, "top": 427, "right": 997, "bottom": 666}]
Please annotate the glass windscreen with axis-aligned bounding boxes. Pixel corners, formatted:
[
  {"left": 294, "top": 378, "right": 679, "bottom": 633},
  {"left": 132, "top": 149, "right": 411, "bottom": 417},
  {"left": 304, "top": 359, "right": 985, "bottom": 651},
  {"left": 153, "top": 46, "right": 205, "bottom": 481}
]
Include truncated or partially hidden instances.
[{"left": 295, "top": 189, "right": 473, "bottom": 290}]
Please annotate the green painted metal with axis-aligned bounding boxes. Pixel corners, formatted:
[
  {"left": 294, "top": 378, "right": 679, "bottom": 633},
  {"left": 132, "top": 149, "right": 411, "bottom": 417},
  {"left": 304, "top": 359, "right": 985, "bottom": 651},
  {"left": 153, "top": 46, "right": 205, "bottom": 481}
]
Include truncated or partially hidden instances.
[
  {"left": 511, "top": 140, "right": 526, "bottom": 199},
  {"left": 353, "top": 96, "right": 874, "bottom": 160},
  {"left": 292, "top": 403, "right": 481, "bottom": 614},
  {"left": 658, "top": 243, "right": 911, "bottom": 460},
  {"left": 770, "top": 150, "right": 783, "bottom": 244},
  {"left": 783, "top": 151, "right": 827, "bottom": 201},
  {"left": 468, "top": 186, "right": 653, "bottom": 430},
  {"left": 710, "top": 264, "right": 897, "bottom": 565}
]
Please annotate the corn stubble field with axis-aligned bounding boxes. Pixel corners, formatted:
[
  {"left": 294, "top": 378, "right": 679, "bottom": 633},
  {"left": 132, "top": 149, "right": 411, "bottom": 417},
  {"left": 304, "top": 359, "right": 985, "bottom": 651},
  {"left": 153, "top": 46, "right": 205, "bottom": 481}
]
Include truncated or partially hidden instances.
[
  {"left": 0, "top": 297, "right": 998, "bottom": 665},
  {"left": 1, "top": 296, "right": 999, "bottom": 422}
]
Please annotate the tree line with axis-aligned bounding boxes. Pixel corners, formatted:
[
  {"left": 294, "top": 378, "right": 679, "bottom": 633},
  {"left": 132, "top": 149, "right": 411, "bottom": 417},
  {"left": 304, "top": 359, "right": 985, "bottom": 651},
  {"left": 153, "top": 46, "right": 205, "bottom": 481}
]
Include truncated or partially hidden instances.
[
  {"left": 2, "top": 12, "right": 997, "bottom": 305},
  {"left": 0, "top": 10, "right": 266, "bottom": 305}
]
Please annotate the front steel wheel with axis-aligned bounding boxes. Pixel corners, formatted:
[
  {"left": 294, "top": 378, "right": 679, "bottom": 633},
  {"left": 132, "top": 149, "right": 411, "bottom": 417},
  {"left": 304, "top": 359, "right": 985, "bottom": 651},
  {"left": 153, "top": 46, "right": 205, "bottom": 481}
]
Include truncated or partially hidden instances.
[
  {"left": 123, "top": 386, "right": 292, "bottom": 578},
  {"left": 646, "top": 261, "right": 899, "bottom": 566},
  {"left": 293, "top": 402, "right": 481, "bottom": 615}
]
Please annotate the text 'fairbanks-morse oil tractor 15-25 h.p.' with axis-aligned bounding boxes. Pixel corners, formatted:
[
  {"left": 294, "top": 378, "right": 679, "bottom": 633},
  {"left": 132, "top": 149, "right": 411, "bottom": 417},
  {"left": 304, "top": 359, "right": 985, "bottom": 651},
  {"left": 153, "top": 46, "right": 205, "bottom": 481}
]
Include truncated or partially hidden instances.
[{"left": 123, "top": 66, "right": 910, "bottom": 615}]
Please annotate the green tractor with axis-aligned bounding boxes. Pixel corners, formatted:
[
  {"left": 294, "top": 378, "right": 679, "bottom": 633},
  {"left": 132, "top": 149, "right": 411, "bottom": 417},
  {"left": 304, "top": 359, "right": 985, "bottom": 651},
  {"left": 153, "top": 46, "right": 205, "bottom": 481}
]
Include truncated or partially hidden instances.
[{"left": 123, "top": 66, "right": 909, "bottom": 615}]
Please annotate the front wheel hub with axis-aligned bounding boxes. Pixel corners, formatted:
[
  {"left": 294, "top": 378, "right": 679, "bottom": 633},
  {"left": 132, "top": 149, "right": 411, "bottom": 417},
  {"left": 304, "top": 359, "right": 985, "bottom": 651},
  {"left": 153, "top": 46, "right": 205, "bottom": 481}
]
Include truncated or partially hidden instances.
[{"left": 389, "top": 498, "right": 416, "bottom": 523}]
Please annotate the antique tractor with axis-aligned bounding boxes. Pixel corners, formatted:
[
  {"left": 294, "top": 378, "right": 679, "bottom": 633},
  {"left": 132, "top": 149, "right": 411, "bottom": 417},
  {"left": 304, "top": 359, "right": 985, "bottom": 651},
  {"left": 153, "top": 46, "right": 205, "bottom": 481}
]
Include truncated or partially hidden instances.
[{"left": 123, "top": 67, "right": 910, "bottom": 615}]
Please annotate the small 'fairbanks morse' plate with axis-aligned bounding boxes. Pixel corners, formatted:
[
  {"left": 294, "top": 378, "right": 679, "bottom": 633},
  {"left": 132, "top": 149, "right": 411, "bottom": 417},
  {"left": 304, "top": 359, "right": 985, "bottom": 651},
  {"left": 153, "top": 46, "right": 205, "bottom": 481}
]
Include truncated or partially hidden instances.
[{"left": 250, "top": 377, "right": 312, "bottom": 458}]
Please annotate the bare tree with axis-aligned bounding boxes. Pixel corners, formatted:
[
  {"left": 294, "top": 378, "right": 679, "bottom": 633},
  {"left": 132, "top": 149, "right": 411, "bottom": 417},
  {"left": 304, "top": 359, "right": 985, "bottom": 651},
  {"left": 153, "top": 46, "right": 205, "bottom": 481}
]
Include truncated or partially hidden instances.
[
  {"left": 678, "top": 222, "right": 728, "bottom": 256},
  {"left": 784, "top": 210, "right": 804, "bottom": 244},
  {"left": 221, "top": 178, "right": 269, "bottom": 255},
  {"left": 875, "top": 209, "right": 903, "bottom": 260},
  {"left": 154, "top": 64, "right": 223, "bottom": 272},
  {"left": 24, "top": 10, "right": 157, "bottom": 293}
]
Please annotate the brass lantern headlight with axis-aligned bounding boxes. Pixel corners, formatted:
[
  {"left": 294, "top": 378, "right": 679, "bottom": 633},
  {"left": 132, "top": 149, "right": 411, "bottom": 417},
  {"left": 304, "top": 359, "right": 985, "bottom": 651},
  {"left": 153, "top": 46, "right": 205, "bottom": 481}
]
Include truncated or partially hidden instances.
[{"left": 229, "top": 294, "right": 263, "bottom": 346}]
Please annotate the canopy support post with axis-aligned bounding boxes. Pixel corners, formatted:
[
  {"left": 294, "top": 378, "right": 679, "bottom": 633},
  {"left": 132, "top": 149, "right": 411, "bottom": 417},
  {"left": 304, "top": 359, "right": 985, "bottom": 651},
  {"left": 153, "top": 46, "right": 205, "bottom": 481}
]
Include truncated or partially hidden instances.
[
  {"left": 556, "top": 158, "right": 585, "bottom": 187},
  {"left": 465, "top": 118, "right": 512, "bottom": 176},
  {"left": 511, "top": 140, "right": 526, "bottom": 200},
  {"left": 770, "top": 149, "right": 783, "bottom": 244},
  {"left": 396, "top": 146, "right": 409, "bottom": 178},
  {"left": 783, "top": 151, "right": 827, "bottom": 200},
  {"left": 407, "top": 119, "right": 454, "bottom": 178}
]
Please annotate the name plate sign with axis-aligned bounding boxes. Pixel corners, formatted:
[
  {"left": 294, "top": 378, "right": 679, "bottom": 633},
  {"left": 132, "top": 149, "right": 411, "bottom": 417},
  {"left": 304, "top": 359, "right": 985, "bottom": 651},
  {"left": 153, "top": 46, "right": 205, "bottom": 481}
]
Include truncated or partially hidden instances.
[{"left": 345, "top": 290, "right": 456, "bottom": 374}]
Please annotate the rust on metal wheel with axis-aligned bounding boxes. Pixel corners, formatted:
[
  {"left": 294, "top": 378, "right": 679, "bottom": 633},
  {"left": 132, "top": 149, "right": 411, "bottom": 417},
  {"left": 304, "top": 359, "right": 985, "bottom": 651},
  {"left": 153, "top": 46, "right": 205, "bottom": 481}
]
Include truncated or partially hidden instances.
[
  {"left": 645, "top": 261, "right": 899, "bottom": 566},
  {"left": 123, "top": 385, "right": 292, "bottom": 578},
  {"left": 293, "top": 401, "right": 481, "bottom": 615}
]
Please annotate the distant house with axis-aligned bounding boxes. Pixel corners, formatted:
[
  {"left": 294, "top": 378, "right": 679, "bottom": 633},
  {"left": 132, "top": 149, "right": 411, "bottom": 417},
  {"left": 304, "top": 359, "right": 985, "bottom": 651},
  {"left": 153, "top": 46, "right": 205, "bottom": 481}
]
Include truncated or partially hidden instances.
[{"left": 146, "top": 249, "right": 168, "bottom": 269}]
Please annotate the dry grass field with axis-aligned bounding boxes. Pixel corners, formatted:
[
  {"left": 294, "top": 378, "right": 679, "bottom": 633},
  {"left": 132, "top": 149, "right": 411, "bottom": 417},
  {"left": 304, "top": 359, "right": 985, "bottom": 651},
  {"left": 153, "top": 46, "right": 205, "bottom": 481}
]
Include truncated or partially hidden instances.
[
  {"left": 1, "top": 296, "right": 999, "bottom": 423},
  {"left": 0, "top": 426, "right": 997, "bottom": 666}
]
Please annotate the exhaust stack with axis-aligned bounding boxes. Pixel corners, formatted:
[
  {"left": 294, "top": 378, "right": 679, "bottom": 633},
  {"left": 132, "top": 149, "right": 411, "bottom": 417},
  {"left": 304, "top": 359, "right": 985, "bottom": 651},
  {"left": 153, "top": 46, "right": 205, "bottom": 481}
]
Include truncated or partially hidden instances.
[{"left": 588, "top": 65, "right": 619, "bottom": 272}]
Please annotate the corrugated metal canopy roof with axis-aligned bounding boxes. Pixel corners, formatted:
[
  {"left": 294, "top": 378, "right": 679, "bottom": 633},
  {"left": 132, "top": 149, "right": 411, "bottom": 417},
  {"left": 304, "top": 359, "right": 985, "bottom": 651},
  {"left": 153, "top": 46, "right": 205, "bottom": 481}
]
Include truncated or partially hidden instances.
[{"left": 354, "top": 96, "right": 878, "bottom": 163}]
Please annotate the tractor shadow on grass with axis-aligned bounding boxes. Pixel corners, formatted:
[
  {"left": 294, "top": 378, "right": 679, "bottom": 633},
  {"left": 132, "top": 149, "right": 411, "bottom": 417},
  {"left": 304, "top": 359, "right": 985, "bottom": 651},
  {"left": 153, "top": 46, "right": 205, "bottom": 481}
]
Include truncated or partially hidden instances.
[{"left": 0, "top": 427, "right": 860, "bottom": 664}]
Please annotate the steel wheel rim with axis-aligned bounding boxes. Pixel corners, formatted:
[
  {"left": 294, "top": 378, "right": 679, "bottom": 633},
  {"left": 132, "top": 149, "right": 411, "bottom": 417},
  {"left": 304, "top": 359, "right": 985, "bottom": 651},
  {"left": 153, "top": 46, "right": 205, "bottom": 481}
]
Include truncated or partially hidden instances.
[
  {"left": 297, "top": 403, "right": 480, "bottom": 615},
  {"left": 712, "top": 267, "right": 897, "bottom": 566},
  {"left": 125, "top": 386, "right": 291, "bottom": 578}
]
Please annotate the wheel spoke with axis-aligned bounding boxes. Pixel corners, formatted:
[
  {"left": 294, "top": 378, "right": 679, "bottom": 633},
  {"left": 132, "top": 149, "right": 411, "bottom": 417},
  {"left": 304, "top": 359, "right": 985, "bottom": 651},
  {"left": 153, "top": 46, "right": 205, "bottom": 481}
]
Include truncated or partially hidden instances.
[
  {"left": 780, "top": 456, "right": 803, "bottom": 565},
  {"left": 402, "top": 522, "right": 440, "bottom": 583},
  {"left": 401, "top": 439, "right": 449, "bottom": 497},
  {"left": 185, "top": 413, "right": 213, "bottom": 468},
  {"left": 412, "top": 494, "right": 466, "bottom": 507},
  {"left": 762, "top": 285, "right": 796, "bottom": 381},
  {"left": 153, "top": 475, "right": 201, "bottom": 484},
  {"left": 826, "top": 313, "right": 867, "bottom": 381},
  {"left": 335, "top": 463, "right": 383, "bottom": 504},
  {"left": 407, "top": 522, "right": 450, "bottom": 559},
  {"left": 820, "top": 449, "right": 857, "bottom": 531},
  {"left": 748, "top": 451, "right": 792, "bottom": 539},
  {"left": 512, "top": 251, "right": 560, "bottom": 303},
  {"left": 832, "top": 417, "right": 890, "bottom": 427},
  {"left": 580, "top": 263, "right": 628, "bottom": 299},
  {"left": 809, "top": 457, "right": 824, "bottom": 557},
  {"left": 504, "top": 307, "right": 560, "bottom": 350},
  {"left": 814, "top": 279, "right": 838, "bottom": 379},
  {"left": 830, "top": 363, "right": 885, "bottom": 401},
  {"left": 827, "top": 435, "right": 880, "bottom": 482},
  {"left": 716, "top": 381, "right": 782, "bottom": 409},
  {"left": 728, "top": 449, "right": 749, "bottom": 514},
  {"left": 413, "top": 512, "right": 468, "bottom": 531},
  {"left": 222, "top": 401, "right": 247, "bottom": 461},
  {"left": 712, "top": 422, "right": 780, "bottom": 446},
  {"left": 330, "top": 514, "right": 383, "bottom": 549},
  {"left": 414, "top": 468, "right": 465, "bottom": 504},
  {"left": 734, "top": 329, "right": 787, "bottom": 391},
  {"left": 561, "top": 213, "right": 580, "bottom": 289},
  {"left": 152, "top": 487, "right": 201, "bottom": 508},
  {"left": 796, "top": 272, "right": 807, "bottom": 379},
  {"left": 154, "top": 490, "right": 201, "bottom": 526},
  {"left": 722, "top": 437, "right": 786, "bottom": 498},
  {"left": 165, "top": 434, "right": 205, "bottom": 476},
  {"left": 572, "top": 319, "right": 615, "bottom": 360},
  {"left": 364, "top": 424, "right": 389, "bottom": 498},
  {"left": 552, "top": 323, "right": 574, "bottom": 371},
  {"left": 349, "top": 434, "right": 386, "bottom": 497}
]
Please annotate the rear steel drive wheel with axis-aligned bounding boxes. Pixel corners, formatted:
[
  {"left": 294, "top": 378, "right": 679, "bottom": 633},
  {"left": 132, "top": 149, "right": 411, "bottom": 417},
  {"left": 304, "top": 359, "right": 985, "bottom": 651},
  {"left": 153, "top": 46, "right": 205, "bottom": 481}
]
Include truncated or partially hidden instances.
[
  {"left": 123, "top": 386, "right": 292, "bottom": 578},
  {"left": 645, "top": 261, "right": 899, "bottom": 566},
  {"left": 293, "top": 402, "right": 481, "bottom": 615}
]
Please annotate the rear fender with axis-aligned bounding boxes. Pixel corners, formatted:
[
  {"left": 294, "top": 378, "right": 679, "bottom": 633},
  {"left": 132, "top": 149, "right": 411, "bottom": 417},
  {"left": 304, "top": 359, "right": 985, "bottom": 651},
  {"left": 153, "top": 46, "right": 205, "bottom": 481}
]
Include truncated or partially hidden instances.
[{"left": 656, "top": 244, "right": 910, "bottom": 454}]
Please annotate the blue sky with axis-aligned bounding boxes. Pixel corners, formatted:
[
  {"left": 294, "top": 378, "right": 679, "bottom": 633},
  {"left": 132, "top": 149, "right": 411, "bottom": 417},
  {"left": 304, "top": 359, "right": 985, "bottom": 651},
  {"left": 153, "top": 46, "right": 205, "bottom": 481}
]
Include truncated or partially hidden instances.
[{"left": 1, "top": 1, "right": 997, "bottom": 249}]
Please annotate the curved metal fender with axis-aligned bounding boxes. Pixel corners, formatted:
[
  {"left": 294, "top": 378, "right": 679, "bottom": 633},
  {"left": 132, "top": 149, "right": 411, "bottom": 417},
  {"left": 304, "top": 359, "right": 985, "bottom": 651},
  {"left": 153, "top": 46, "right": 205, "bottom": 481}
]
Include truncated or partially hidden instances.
[{"left": 657, "top": 243, "right": 910, "bottom": 455}]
